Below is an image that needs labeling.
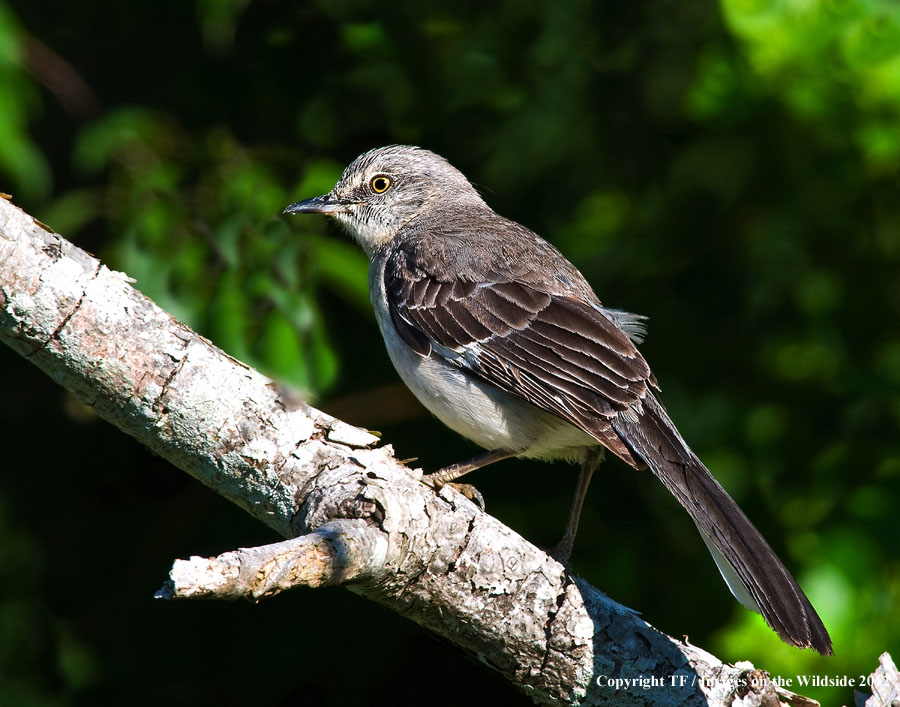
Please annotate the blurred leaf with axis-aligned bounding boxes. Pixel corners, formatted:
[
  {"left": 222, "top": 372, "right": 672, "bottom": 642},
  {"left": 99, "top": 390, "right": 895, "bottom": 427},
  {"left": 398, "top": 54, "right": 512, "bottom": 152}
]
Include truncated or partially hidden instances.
[
  {"left": 73, "top": 108, "right": 174, "bottom": 175},
  {"left": 257, "top": 307, "right": 310, "bottom": 390},
  {"left": 55, "top": 621, "right": 101, "bottom": 691},
  {"left": 307, "top": 307, "right": 339, "bottom": 391},
  {"left": 38, "top": 189, "right": 98, "bottom": 235},
  {"left": 208, "top": 269, "right": 253, "bottom": 363},
  {"left": 0, "top": 2, "right": 24, "bottom": 66},
  {"left": 290, "top": 157, "right": 344, "bottom": 201},
  {"left": 195, "top": 0, "right": 250, "bottom": 55},
  {"left": 305, "top": 233, "right": 371, "bottom": 310},
  {"left": 0, "top": 29, "right": 51, "bottom": 200},
  {"left": 342, "top": 22, "right": 390, "bottom": 56}
]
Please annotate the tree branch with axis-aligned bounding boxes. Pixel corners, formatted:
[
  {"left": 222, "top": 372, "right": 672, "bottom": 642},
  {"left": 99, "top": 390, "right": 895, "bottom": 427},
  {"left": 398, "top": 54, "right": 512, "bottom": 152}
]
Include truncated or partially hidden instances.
[{"left": 0, "top": 195, "right": 862, "bottom": 706}]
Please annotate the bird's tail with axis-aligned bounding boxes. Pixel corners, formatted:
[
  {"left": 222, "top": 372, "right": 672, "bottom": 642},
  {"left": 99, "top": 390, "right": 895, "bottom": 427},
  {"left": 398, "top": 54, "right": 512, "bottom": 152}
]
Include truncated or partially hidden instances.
[{"left": 611, "top": 393, "right": 833, "bottom": 655}]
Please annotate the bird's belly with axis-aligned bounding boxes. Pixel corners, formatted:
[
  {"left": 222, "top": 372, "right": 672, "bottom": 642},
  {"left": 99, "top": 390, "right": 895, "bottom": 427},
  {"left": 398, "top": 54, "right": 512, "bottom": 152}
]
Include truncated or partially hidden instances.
[{"left": 386, "top": 335, "right": 597, "bottom": 461}]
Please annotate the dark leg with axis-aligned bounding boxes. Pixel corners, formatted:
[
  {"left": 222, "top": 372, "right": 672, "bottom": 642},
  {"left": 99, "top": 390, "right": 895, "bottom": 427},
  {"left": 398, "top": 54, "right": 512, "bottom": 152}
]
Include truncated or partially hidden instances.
[
  {"left": 421, "top": 449, "right": 517, "bottom": 509},
  {"left": 550, "top": 449, "right": 602, "bottom": 564},
  {"left": 423, "top": 448, "right": 517, "bottom": 486}
]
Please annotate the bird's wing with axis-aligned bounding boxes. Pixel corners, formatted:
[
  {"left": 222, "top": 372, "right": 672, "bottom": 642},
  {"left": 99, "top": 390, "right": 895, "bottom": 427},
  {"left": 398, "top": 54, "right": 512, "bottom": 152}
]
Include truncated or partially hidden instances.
[{"left": 384, "top": 245, "right": 654, "bottom": 466}]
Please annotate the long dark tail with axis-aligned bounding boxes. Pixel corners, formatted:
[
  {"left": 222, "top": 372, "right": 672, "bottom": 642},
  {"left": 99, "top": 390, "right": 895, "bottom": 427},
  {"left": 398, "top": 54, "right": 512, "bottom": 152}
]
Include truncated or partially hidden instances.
[{"left": 612, "top": 393, "right": 833, "bottom": 655}]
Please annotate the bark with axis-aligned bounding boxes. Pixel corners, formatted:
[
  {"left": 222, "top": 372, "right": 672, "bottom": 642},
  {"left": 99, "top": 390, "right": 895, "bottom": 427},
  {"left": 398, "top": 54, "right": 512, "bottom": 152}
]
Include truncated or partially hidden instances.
[
  {"left": 0, "top": 195, "right": 867, "bottom": 706},
  {"left": 857, "top": 653, "right": 900, "bottom": 707}
]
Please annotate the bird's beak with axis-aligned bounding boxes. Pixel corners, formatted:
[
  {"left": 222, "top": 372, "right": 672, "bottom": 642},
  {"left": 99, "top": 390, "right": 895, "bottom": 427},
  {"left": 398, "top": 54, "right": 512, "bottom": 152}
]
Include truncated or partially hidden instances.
[{"left": 282, "top": 194, "right": 348, "bottom": 215}]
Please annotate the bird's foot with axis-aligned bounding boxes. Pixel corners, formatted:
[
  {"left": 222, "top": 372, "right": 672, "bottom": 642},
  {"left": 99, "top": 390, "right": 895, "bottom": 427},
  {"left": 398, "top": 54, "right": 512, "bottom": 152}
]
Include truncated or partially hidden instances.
[
  {"left": 421, "top": 473, "right": 485, "bottom": 510},
  {"left": 446, "top": 482, "right": 485, "bottom": 510}
]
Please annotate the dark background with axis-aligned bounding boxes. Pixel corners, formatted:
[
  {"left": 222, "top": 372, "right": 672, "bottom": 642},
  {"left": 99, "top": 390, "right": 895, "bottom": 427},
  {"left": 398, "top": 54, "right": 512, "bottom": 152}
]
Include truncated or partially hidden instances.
[{"left": 1, "top": 1, "right": 899, "bottom": 704}]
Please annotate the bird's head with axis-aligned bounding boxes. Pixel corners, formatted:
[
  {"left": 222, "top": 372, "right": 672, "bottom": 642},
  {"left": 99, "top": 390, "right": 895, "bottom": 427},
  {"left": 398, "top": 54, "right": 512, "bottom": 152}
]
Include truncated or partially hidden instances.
[{"left": 283, "top": 145, "right": 486, "bottom": 256}]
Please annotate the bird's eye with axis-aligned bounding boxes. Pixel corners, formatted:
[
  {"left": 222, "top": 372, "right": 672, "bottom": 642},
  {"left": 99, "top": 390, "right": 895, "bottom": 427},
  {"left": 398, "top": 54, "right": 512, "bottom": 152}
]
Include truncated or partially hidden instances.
[{"left": 370, "top": 175, "right": 391, "bottom": 194}]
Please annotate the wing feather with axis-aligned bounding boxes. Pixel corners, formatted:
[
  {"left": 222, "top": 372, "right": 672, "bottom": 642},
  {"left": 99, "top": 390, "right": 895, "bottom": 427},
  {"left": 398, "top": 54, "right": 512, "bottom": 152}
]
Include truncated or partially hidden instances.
[{"left": 384, "top": 246, "right": 655, "bottom": 465}]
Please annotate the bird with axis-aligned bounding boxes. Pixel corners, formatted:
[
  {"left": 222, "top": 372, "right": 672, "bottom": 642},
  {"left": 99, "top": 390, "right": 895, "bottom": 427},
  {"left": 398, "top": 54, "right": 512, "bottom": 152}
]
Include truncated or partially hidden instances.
[{"left": 283, "top": 144, "right": 832, "bottom": 655}]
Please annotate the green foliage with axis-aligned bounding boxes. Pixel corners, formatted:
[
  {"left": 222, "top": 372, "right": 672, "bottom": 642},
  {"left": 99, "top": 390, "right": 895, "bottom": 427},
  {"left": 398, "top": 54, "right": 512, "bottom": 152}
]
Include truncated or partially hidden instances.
[
  {"left": 717, "top": 0, "right": 900, "bottom": 173},
  {"left": 0, "top": 2, "right": 51, "bottom": 200},
  {"left": 0, "top": 0, "right": 898, "bottom": 703},
  {"left": 65, "top": 108, "right": 366, "bottom": 396}
]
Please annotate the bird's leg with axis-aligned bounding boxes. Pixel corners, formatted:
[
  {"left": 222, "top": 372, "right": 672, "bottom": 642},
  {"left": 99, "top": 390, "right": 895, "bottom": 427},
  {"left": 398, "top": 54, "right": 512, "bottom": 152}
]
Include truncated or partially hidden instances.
[
  {"left": 550, "top": 449, "right": 602, "bottom": 564},
  {"left": 424, "top": 448, "right": 517, "bottom": 485},
  {"left": 422, "top": 448, "right": 517, "bottom": 508}
]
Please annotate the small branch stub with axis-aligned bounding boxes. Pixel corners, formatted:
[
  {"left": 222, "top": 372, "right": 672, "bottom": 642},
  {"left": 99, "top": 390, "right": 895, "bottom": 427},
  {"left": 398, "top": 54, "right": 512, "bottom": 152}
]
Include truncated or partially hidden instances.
[{"left": 158, "top": 520, "right": 388, "bottom": 600}]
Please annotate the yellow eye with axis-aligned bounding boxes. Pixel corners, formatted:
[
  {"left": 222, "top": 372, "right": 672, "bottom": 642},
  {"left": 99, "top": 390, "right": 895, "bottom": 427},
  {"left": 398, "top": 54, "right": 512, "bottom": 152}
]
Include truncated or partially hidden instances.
[{"left": 370, "top": 175, "right": 391, "bottom": 193}]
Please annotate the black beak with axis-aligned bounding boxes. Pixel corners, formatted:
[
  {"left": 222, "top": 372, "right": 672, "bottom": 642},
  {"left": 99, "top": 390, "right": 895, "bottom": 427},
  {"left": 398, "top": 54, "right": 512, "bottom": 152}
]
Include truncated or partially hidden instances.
[{"left": 282, "top": 194, "right": 348, "bottom": 215}]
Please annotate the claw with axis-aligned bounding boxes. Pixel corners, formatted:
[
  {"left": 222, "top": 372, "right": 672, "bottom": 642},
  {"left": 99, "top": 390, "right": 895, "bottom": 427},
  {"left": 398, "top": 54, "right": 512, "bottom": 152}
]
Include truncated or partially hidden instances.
[{"left": 446, "top": 482, "right": 485, "bottom": 510}]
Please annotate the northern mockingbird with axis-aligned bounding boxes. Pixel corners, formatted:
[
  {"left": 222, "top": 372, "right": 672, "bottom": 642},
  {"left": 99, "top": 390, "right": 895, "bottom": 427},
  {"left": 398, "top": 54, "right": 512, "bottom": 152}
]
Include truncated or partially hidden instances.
[{"left": 284, "top": 145, "right": 832, "bottom": 655}]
